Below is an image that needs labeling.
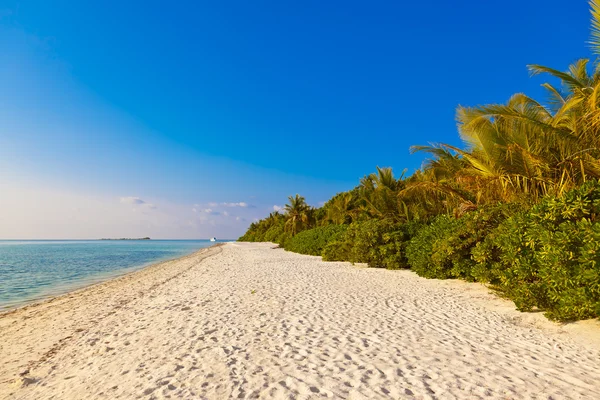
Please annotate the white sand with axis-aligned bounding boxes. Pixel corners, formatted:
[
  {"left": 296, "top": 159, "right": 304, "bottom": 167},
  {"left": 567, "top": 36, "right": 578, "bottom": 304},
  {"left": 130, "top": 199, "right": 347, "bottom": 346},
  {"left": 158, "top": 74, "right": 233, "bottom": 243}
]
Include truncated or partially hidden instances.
[{"left": 1, "top": 242, "right": 600, "bottom": 399}]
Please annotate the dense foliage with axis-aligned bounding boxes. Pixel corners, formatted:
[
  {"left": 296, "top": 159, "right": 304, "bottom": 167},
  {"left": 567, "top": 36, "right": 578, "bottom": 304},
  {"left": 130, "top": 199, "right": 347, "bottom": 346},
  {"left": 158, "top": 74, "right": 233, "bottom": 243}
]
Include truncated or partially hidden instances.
[
  {"left": 284, "top": 225, "right": 348, "bottom": 256},
  {"left": 406, "top": 204, "right": 515, "bottom": 280},
  {"left": 472, "top": 182, "right": 600, "bottom": 320},
  {"left": 323, "top": 220, "right": 423, "bottom": 269},
  {"left": 238, "top": 212, "right": 290, "bottom": 246},
  {"left": 239, "top": 2, "right": 600, "bottom": 322}
]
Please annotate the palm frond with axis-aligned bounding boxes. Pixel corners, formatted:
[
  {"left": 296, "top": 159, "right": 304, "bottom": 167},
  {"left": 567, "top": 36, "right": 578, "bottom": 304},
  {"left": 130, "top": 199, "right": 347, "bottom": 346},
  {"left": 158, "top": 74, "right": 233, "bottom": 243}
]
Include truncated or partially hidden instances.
[
  {"left": 590, "top": 0, "right": 600, "bottom": 56},
  {"left": 528, "top": 64, "right": 585, "bottom": 90}
]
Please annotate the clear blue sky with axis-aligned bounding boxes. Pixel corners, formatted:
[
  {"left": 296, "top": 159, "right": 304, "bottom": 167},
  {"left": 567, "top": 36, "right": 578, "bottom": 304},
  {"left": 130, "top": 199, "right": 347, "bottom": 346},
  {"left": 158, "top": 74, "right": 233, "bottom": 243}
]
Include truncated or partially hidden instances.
[{"left": 0, "top": 0, "right": 593, "bottom": 238}]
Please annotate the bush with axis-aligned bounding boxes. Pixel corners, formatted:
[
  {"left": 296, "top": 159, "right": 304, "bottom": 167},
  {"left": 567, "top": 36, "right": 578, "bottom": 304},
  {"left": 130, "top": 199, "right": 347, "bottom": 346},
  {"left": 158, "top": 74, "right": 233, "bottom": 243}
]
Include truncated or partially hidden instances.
[
  {"left": 264, "top": 224, "right": 285, "bottom": 243},
  {"left": 322, "top": 221, "right": 375, "bottom": 264},
  {"left": 238, "top": 214, "right": 286, "bottom": 243},
  {"left": 274, "top": 231, "right": 292, "bottom": 247},
  {"left": 406, "top": 204, "right": 515, "bottom": 280},
  {"left": 472, "top": 181, "right": 600, "bottom": 321},
  {"left": 321, "top": 237, "right": 352, "bottom": 262},
  {"left": 238, "top": 232, "right": 256, "bottom": 242},
  {"left": 322, "top": 220, "right": 424, "bottom": 269},
  {"left": 284, "top": 225, "right": 347, "bottom": 256},
  {"left": 374, "top": 221, "right": 425, "bottom": 269},
  {"left": 406, "top": 215, "right": 460, "bottom": 278}
]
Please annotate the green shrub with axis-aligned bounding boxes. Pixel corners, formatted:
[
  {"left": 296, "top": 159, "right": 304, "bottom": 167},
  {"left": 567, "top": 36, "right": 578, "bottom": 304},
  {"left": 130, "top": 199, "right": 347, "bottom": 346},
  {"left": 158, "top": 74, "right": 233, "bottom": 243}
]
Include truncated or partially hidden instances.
[
  {"left": 238, "top": 232, "right": 255, "bottom": 242},
  {"left": 321, "top": 237, "right": 352, "bottom": 262},
  {"left": 406, "top": 204, "right": 515, "bottom": 280},
  {"left": 374, "top": 221, "right": 425, "bottom": 269},
  {"left": 472, "top": 181, "right": 600, "bottom": 321},
  {"left": 284, "top": 225, "right": 347, "bottom": 256},
  {"left": 470, "top": 212, "right": 528, "bottom": 285},
  {"left": 238, "top": 226, "right": 266, "bottom": 242},
  {"left": 322, "top": 220, "right": 424, "bottom": 269},
  {"left": 406, "top": 215, "right": 459, "bottom": 278},
  {"left": 264, "top": 224, "right": 285, "bottom": 243},
  {"left": 238, "top": 213, "right": 286, "bottom": 243}
]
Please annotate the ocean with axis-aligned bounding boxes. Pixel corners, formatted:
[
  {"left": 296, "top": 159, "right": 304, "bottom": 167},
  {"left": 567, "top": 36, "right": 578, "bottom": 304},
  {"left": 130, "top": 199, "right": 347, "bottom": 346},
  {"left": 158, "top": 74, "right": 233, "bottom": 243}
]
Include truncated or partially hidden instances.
[{"left": 0, "top": 239, "right": 222, "bottom": 311}]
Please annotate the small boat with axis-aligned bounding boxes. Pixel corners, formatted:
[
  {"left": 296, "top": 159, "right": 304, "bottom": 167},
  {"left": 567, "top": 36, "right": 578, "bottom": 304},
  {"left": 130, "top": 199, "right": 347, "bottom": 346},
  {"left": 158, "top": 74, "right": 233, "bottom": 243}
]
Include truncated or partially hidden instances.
[{"left": 210, "top": 237, "right": 217, "bottom": 242}]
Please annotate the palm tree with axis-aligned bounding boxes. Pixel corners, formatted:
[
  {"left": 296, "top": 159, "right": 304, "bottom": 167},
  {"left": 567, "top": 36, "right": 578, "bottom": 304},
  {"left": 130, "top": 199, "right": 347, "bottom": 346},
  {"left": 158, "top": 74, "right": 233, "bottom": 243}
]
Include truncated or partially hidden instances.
[
  {"left": 400, "top": 147, "right": 477, "bottom": 218},
  {"left": 410, "top": 1, "right": 600, "bottom": 204},
  {"left": 264, "top": 211, "right": 283, "bottom": 227},
  {"left": 283, "top": 194, "right": 312, "bottom": 236},
  {"left": 358, "top": 167, "right": 409, "bottom": 222},
  {"left": 324, "top": 192, "right": 355, "bottom": 224},
  {"left": 453, "top": 72, "right": 600, "bottom": 200}
]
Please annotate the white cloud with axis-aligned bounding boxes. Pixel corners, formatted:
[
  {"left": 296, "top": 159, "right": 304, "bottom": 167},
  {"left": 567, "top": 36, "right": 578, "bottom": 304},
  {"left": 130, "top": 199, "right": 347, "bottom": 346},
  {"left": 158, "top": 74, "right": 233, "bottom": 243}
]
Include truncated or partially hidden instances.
[
  {"left": 120, "top": 196, "right": 156, "bottom": 211},
  {"left": 201, "top": 201, "right": 253, "bottom": 208},
  {"left": 223, "top": 202, "right": 249, "bottom": 208},
  {"left": 223, "top": 211, "right": 230, "bottom": 217},
  {"left": 0, "top": 182, "right": 252, "bottom": 240},
  {"left": 198, "top": 208, "right": 221, "bottom": 216},
  {"left": 120, "top": 196, "right": 146, "bottom": 205},
  {"left": 273, "top": 205, "right": 283, "bottom": 212}
]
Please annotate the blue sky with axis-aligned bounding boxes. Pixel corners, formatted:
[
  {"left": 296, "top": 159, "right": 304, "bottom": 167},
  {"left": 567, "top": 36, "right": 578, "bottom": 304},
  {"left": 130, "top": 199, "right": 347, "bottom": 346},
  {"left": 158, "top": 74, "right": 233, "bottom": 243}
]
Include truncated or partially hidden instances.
[{"left": 0, "top": 0, "right": 593, "bottom": 238}]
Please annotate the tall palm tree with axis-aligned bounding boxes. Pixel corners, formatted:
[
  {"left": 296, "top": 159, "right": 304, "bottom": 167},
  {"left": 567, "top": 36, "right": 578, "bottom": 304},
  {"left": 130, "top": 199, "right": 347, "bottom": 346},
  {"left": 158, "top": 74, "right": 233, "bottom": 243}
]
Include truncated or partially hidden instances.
[
  {"left": 454, "top": 72, "right": 600, "bottom": 199},
  {"left": 399, "top": 147, "right": 478, "bottom": 218},
  {"left": 284, "top": 194, "right": 312, "bottom": 236},
  {"left": 410, "top": 1, "right": 600, "bottom": 204},
  {"left": 324, "top": 192, "right": 355, "bottom": 225},
  {"left": 265, "top": 211, "right": 282, "bottom": 226},
  {"left": 357, "top": 167, "right": 409, "bottom": 222}
]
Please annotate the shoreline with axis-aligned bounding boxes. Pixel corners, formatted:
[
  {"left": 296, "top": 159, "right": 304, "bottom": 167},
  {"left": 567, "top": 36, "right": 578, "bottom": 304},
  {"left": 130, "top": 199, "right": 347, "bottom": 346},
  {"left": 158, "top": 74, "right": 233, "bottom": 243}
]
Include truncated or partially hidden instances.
[
  {"left": 0, "top": 244, "right": 224, "bottom": 396},
  {"left": 0, "top": 242, "right": 224, "bottom": 315},
  {"left": 2, "top": 242, "right": 600, "bottom": 399}
]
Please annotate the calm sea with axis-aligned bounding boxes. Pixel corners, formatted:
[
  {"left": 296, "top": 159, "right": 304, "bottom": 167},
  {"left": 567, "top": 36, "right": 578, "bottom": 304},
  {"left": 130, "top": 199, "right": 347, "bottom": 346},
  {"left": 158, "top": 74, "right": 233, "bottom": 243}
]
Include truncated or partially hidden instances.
[{"left": 0, "top": 240, "right": 223, "bottom": 311}]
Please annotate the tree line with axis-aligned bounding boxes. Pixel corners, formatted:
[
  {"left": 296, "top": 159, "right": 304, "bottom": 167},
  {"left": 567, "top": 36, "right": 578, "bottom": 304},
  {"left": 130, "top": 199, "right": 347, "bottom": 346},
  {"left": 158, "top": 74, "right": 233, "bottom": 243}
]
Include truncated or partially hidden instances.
[{"left": 239, "top": 1, "right": 600, "bottom": 322}]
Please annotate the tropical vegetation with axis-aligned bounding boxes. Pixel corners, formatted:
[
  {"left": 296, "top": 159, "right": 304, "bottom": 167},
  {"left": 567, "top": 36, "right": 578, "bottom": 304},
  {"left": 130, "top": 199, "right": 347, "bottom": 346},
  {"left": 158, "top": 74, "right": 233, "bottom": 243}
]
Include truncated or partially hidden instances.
[{"left": 238, "top": 1, "right": 600, "bottom": 322}]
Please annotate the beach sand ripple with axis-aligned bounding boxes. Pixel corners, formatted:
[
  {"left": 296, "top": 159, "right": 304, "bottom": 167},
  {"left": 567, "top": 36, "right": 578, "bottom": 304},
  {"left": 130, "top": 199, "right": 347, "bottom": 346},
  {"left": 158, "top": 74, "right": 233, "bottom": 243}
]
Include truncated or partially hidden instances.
[{"left": 1, "top": 242, "right": 599, "bottom": 399}]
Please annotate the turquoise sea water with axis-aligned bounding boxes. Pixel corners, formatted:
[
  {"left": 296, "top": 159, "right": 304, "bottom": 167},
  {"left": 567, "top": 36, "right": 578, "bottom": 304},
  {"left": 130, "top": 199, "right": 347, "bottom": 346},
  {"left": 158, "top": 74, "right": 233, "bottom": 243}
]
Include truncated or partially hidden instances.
[{"left": 0, "top": 240, "right": 223, "bottom": 311}]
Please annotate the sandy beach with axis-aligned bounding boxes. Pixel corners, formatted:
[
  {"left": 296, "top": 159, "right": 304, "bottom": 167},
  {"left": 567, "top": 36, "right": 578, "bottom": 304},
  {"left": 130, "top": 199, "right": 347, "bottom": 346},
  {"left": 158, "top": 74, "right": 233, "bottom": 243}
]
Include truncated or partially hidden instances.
[{"left": 1, "top": 242, "right": 600, "bottom": 399}]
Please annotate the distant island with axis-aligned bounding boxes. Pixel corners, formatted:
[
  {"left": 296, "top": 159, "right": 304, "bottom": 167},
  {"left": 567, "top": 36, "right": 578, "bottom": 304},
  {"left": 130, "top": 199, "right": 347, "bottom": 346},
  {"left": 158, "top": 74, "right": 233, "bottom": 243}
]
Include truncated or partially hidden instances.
[{"left": 100, "top": 237, "right": 151, "bottom": 240}]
